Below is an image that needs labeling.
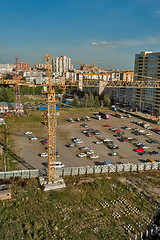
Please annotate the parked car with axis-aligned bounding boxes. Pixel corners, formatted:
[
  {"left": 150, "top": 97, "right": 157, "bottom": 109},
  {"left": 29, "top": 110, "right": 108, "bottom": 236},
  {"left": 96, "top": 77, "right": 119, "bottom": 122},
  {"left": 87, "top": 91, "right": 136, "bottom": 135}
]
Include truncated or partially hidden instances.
[
  {"left": 24, "top": 131, "right": 32, "bottom": 135},
  {"left": 72, "top": 138, "right": 83, "bottom": 143},
  {"left": 146, "top": 158, "right": 156, "bottom": 162},
  {"left": 68, "top": 118, "right": 74, "bottom": 123},
  {"left": 54, "top": 162, "right": 64, "bottom": 168},
  {"left": 135, "top": 148, "right": 144, "bottom": 152},
  {"left": 150, "top": 151, "right": 159, "bottom": 155},
  {"left": 75, "top": 118, "right": 80, "bottom": 122},
  {"left": 94, "top": 141, "right": 103, "bottom": 144},
  {"left": 103, "top": 160, "right": 113, "bottom": 165},
  {"left": 146, "top": 139, "right": 158, "bottom": 144},
  {"left": 77, "top": 153, "right": 87, "bottom": 158},
  {"left": 119, "top": 137, "right": 128, "bottom": 142},
  {"left": 93, "top": 130, "right": 101, "bottom": 135},
  {"left": 95, "top": 115, "right": 101, "bottom": 120},
  {"left": 85, "top": 150, "right": 94, "bottom": 155},
  {"left": 126, "top": 114, "right": 131, "bottom": 118},
  {"left": 86, "top": 132, "right": 95, "bottom": 137},
  {"left": 115, "top": 129, "right": 121, "bottom": 133},
  {"left": 68, "top": 144, "right": 76, "bottom": 148},
  {"left": 80, "top": 123, "right": 89, "bottom": 128},
  {"left": 29, "top": 137, "right": 38, "bottom": 140},
  {"left": 139, "top": 145, "right": 149, "bottom": 149},
  {"left": 79, "top": 146, "right": 90, "bottom": 150},
  {"left": 108, "top": 145, "right": 119, "bottom": 149},
  {"left": 40, "top": 153, "right": 48, "bottom": 157},
  {"left": 104, "top": 124, "right": 111, "bottom": 127},
  {"left": 89, "top": 155, "right": 99, "bottom": 159},
  {"left": 145, "top": 132, "right": 152, "bottom": 136},
  {"left": 85, "top": 116, "right": 91, "bottom": 121},
  {"left": 108, "top": 152, "right": 119, "bottom": 156},
  {"left": 103, "top": 138, "right": 112, "bottom": 143},
  {"left": 109, "top": 128, "right": 116, "bottom": 131}
]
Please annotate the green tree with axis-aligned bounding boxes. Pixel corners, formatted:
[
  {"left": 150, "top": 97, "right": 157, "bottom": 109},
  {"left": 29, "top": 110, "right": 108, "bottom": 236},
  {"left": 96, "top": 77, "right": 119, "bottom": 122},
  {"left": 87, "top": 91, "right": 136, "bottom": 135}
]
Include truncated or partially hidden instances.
[
  {"left": 73, "top": 95, "right": 79, "bottom": 107},
  {"left": 100, "top": 100, "right": 104, "bottom": 108},
  {"left": 35, "top": 86, "right": 43, "bottom": 95},
  {"left": 88, "top": 92, "right": 95, "bottom": 107},
  {"left": 94, "top": 95, "right": 100, "bottom": 108},
  {"left": 82, "top": 93, "right": 89, "bottom": 108},
  {"left": 103, "top": 94, "right": 111, "bottom": 107}
]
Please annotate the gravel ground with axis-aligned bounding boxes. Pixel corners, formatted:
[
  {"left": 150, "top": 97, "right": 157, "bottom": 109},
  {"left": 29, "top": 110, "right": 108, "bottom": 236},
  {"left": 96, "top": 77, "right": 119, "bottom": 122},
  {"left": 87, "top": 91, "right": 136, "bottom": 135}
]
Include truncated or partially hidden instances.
[{"left": 11, "top": 112, "right": 160, "bottom": 169}]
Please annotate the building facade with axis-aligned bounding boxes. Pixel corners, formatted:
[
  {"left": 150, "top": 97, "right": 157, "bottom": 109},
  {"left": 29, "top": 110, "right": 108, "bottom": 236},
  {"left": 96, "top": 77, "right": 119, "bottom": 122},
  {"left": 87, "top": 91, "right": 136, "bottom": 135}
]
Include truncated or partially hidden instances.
[
  {"left": 53, "top": 55, "right": 73, "bottom": 76},
  {"left": 134, "top": 51, "right": 160, "bottom": 113}
]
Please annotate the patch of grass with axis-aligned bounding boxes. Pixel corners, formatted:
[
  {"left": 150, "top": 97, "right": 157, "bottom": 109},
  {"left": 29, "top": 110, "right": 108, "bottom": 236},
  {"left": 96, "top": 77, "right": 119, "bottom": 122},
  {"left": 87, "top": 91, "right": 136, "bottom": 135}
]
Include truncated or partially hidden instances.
[{"left": 0, "top": 173, "right": 158, "bottom": 240}]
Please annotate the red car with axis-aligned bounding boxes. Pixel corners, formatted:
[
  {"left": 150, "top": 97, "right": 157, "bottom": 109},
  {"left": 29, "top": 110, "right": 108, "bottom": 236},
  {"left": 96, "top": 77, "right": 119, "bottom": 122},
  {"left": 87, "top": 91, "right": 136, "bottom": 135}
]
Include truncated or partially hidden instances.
[
  {"left": 115, "top": 129, "right": 121, "bottom": 133},
  {"left": 87, "top": 133, "right": 95, "bottom": 137},
  {"left": 104, "top": 125, "right": 111, "bottom": 127},
  {"left": 42, "top": 141, "right": 48, "bottom": 145},
  {"left": 135, "top": 148, "right": 144, "bottom": 152}
]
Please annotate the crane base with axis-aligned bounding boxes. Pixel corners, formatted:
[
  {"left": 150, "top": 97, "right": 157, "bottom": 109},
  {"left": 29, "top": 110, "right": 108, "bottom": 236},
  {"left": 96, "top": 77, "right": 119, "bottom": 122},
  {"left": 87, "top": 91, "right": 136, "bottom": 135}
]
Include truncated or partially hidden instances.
[{"left": 39, "top": 177, "right": 66, "bottom": 191}]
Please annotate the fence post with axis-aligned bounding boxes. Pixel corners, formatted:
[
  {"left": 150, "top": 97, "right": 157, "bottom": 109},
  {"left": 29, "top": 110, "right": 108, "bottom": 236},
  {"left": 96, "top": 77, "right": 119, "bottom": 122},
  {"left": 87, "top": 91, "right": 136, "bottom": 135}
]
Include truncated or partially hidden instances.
[
  {"left": 137, "top": 163, "right": 139, "bottom": 172},
  {"left": 85, "top": 167, "right": 87, "bottom": 176}
]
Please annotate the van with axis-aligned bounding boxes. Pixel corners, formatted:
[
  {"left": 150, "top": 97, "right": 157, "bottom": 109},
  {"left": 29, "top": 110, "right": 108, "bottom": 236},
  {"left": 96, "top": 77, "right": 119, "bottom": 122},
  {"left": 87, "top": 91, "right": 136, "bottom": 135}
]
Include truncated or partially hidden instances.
[{"left": 95, "top": 115, "right": 101, "bottom": 120}]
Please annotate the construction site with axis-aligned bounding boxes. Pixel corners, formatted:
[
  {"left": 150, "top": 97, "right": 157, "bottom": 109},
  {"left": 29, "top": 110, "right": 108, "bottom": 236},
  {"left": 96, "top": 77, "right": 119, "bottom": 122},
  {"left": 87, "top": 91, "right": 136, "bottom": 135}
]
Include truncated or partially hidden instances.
[{"left": 0, "top": 54, "right": 160, "bottom": 239}]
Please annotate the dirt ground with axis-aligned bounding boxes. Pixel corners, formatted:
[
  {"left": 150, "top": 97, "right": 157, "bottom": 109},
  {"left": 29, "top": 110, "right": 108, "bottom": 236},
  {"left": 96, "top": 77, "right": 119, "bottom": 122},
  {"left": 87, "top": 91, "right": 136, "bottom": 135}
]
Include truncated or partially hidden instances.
[{"left": 10, "top": 110, "right": 160, "bottom": 170}]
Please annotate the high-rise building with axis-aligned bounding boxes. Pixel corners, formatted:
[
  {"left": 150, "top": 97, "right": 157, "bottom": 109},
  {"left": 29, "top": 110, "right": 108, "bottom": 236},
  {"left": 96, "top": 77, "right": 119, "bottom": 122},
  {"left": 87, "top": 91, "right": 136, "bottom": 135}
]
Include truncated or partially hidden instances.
[
  {"left": 134, "top": 51, "right": 160, "bottom": 113},
  {"left": 53, "top": 55, "right": 73, "bottom": 76}
]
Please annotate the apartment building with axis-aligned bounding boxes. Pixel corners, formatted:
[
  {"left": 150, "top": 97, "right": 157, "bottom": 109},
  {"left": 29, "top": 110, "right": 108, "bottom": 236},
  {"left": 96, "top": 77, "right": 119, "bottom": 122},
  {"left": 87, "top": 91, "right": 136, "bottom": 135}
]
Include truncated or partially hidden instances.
[
  {"left": 134, "top": 51, "right": 160, "bottom": 113},
  {"left": 16, "top": 62, "right": 30, "bottom": 71},
  {"left": 0, "top": 63, "right": 15, "bottom": 74},
  {"left": 53, "top": 55, "right": 73, "bottom": 76}
]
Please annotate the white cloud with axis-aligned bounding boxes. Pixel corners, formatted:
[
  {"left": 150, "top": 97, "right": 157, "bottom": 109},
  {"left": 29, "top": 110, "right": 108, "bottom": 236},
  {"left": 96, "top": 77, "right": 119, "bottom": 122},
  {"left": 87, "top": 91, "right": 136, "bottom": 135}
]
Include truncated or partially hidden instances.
[
  {"left": 90, "top": 36, "right": 160, "bottom": 48},
  {"left": 90, "top": 41, "right": 113, "bottom": 46}
]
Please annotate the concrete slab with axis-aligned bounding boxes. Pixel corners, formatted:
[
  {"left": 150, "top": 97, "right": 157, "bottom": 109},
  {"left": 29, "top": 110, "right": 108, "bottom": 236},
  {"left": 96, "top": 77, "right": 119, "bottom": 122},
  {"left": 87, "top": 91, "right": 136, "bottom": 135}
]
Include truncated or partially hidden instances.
[{"left": 39, "top": 176, "right": 66, "bottom": 191}]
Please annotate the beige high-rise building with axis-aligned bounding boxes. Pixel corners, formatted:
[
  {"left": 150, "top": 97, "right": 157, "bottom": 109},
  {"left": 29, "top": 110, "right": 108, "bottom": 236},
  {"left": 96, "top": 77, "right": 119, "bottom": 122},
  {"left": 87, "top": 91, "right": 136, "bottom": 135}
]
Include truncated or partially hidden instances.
[{"left": 134, "top": 51, "right": 160, "bottom": 113}]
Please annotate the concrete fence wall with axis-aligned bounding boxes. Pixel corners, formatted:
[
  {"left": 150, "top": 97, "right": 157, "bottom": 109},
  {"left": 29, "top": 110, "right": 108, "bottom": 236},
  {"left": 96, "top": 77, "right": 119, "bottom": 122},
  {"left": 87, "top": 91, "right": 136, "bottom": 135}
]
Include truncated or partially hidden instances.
[{"left": 0, "top": 162, "right": 160, "bottom": 180}]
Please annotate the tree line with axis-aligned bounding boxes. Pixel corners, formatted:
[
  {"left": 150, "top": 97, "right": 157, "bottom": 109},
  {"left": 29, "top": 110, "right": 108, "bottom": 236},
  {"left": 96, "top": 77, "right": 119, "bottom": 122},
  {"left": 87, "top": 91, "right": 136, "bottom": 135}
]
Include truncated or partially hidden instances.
[{"left": 72, "top": 92, "right": 111, "bottom": 108}]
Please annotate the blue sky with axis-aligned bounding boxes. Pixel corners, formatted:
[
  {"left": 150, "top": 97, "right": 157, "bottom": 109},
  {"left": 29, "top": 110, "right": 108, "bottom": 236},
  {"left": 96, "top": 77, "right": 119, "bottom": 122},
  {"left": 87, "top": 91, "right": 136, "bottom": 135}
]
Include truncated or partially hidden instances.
[{"left": 0, "top": 0, "right": 160, "bottom": 70}]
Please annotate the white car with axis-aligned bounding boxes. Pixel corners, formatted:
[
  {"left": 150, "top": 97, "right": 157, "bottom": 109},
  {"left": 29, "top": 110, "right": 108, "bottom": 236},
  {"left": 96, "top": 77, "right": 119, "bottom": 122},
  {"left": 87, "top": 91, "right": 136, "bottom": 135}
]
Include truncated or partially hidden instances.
[
  {"left": 103, "top": 138, "right": 112, "bottom": 143},
  {"left": 127, "top": 136, "right": 133, "bottom": 140},
  {"left": 89, "top": 155, "right": 99, "bottom": 159},
  {"left": 79, "top": 146, "right": 90, "bottom": 150},
  {"left": 125, "top": 127, "right": 131, "bottom": 130},
  {"left": 40, "top": 153, "right": 48, "bottom": 157},
  {"left": 138, "top": 129, "right": 145, "bottom": 133},
  {"left": 142, "top": 145, "right": 149, "bottom": 149},
  {"left": 110, "top": 128, "right": 116, "bottom": 131},
  {"left": 55, "top": 162, "right": 64, "bottom": 168},
  {"left": 145, "top": 132, "right": 152, "bottom": 136},
  {"left": 72, "top": 138, "right": 83, "bottom": 143},
  {"left": 77, "top": 153, "right": 87, "bottom": 158},
  {"left": 29, "top": 137, "right": 38, "bottom": 140},
  {"left": 24, "top": 131, "right": 32, "bottom": 135},
  {"left": 94, "top": 141, "right": 103, "bottom": 144},
  {"left": 85, "top": 150, "right": 94, "bottom": 155},
  {"left": 68, "top": 118, "right": 74, "bottom": 123},
  {"left": 135, "top": 142, "right": 143, "bottom": 146},
  {"left": 75, "top": 140, "right": 83, "bottom": 144}
]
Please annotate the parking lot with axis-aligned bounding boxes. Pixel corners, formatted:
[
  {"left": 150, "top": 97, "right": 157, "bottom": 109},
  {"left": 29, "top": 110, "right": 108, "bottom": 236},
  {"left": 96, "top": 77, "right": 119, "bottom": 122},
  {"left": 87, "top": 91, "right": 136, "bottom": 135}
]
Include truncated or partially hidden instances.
[
  {"left": 55, "top": 112, "right": 160, "bottom": 167},
  {"left": 12, "top": 110, "right": 160, "bottom": 169}
]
